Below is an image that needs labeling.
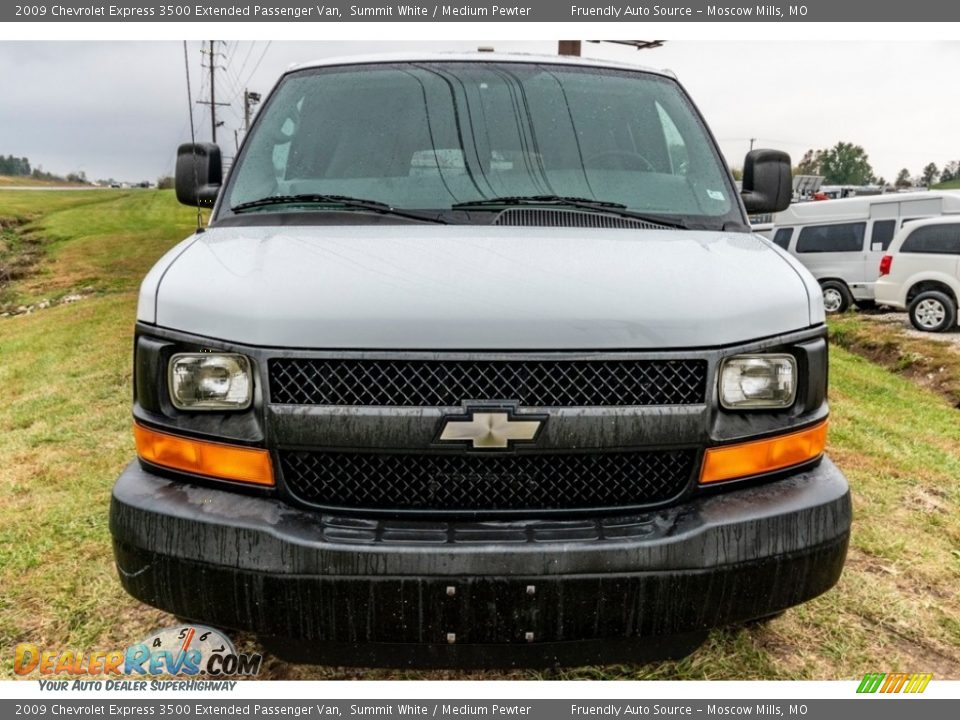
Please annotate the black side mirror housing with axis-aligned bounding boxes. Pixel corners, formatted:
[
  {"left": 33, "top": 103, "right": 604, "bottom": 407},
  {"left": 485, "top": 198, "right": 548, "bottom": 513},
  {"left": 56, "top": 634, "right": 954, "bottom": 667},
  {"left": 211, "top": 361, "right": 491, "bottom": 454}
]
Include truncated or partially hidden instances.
[
  {"left": 175, "top": 143, "right": 222, "bottom": 208},
  {"left": 741, "top": 149, "right": 792, "bottom": 214}
]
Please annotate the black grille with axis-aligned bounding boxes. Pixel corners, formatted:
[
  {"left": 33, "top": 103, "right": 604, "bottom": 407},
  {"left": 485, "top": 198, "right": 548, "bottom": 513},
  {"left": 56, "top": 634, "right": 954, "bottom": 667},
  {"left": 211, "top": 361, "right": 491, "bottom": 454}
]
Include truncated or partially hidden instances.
[
  {"left": 279, "top": 449, "right": 695, "bottom": 512},
  {"left": 269, "top": 358, "right": 707, "bottom": 407}
]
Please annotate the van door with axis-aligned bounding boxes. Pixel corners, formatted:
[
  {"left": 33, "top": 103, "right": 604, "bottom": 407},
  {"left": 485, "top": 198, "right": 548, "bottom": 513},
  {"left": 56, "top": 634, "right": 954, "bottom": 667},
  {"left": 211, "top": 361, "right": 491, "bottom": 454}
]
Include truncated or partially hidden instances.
[
  {"left": 866, "top": 202, "right": 900, "bottom": 296},
  {"left": 795, "top": 222, "right": 867, "bottom": 301},
  {"left": 898, "top": 221, "right": 960, "bottom": 298}
]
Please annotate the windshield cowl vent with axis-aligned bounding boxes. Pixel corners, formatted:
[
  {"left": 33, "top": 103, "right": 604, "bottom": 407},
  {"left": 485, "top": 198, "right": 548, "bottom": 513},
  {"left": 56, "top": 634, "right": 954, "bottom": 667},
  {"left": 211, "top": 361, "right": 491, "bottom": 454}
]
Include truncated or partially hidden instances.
[{"left": 493, "top": 208, "right": 675, "bottom": 230}]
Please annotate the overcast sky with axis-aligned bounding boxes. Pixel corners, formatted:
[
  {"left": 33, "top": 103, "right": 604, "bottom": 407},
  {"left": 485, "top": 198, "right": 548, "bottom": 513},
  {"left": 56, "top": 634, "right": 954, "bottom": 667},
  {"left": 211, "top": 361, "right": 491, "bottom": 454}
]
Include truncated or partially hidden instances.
[{"left": 1, "top": 40, "right": 958, "bottom": 183}]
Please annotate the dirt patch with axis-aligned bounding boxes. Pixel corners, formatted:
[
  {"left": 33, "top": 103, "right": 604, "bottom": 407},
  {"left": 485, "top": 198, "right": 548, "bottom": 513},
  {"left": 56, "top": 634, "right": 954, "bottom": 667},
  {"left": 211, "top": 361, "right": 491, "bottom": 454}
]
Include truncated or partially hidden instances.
[
  {"left": 907, "top": 485, "right": 952, "bottom": 514},
  {"left": 0, "top": 217, "right": 41, "bottom": 302},
  {"left": 0, "top": 289, "right": 94, "bottom": 318},
  {"left": 0, "top": 216, "right": 26, "bottom": 231},
  {"left": 843, "top": 552, "right": 960, "bottom": 677},
  {"left": 829, "top": 313, "right": 960, "bottom": 408},
  {"left": 879, "top": 632, "right": 960, "bottom": 680},
  {"left": 867, "top": 311, "right": 960, "bottom": 350},
  {"left": 0, "top": 215, "right": 96, "bottom": 315}
]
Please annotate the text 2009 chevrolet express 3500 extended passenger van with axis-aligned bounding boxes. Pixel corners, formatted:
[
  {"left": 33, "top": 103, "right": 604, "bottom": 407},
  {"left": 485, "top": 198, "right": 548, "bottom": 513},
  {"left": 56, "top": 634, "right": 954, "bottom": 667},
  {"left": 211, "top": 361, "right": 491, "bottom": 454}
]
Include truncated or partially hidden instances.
[{"left": 110, "top": 53, "right": 851, "bottom": 668}]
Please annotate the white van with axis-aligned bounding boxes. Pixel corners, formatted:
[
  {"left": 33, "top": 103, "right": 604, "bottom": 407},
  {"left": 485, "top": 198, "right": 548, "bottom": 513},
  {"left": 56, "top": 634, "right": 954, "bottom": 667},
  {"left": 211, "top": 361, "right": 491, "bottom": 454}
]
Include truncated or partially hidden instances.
[
  {"left": 108, "top": 52, "right": 851, "bottom": 668},
  {"left": 764, "top": 191, "right": 960, "bottom": 312},
  {"left": 875, "top": 217, "right": 960, "bottom": 332}
]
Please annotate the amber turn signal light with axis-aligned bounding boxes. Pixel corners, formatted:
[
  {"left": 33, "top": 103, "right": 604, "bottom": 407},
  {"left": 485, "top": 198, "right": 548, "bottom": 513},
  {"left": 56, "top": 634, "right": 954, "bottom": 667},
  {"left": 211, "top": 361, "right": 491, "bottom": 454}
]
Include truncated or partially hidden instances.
[
  {"left": 700, "top": 420, "right": 828, "bottom": 485},
  {"left": 134, "top": 423, "right": 274, "bottom": 487}
]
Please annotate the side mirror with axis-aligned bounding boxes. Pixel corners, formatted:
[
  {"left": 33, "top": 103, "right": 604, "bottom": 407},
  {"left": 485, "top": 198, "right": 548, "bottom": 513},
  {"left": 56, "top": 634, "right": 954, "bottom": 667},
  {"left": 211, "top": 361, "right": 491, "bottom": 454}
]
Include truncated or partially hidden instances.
[
  {"left": 741, "top": 149, "right": 792, "bottom": 214},
  {"left": 175, "top": 143, "right": 222, "bottom": 208}
]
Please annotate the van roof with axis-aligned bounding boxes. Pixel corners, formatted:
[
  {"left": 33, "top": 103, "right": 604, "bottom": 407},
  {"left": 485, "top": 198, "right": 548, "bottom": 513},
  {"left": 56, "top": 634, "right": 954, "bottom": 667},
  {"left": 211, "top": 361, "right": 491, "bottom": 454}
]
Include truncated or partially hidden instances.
[
  {"left": 286, "top": 51, "right": 674, "bottom": 79},
  {"left": 896, "top": 214, "right": 960, "bottom": 231},
  {"left": 773, "top": 190, "right": 960, "bottom": 225}
]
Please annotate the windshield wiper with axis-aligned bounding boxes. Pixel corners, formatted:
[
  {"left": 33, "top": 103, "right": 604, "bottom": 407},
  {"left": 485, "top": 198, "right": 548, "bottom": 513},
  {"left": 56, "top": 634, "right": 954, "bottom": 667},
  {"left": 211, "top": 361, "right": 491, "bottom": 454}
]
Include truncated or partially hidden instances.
[
  {"left": 230, "top": 194, "right": 447, "bottom": 224},
  {"left": 453, "top": 195, "right": 627, "bottom": 211},
  {"left": 451, "top": 195, "right": 690, "bottom": 229}
]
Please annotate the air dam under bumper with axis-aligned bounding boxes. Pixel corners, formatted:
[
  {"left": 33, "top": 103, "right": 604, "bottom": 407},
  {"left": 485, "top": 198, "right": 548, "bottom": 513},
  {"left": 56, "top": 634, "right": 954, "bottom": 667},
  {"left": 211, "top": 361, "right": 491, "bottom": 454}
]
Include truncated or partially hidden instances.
[{"left": 110, "top": 458, "right": 851, "bottom": 669}]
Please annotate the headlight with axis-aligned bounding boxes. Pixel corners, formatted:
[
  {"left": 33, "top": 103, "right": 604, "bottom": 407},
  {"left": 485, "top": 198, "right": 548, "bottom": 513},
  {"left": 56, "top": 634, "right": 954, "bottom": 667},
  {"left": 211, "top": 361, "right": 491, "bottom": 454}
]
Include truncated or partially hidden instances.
[
  {"left": 719, "top": 354, "right": 796, "bottom": 409},
  {"left": 168, "top": 353, "right": 253, "bottom": 410}
]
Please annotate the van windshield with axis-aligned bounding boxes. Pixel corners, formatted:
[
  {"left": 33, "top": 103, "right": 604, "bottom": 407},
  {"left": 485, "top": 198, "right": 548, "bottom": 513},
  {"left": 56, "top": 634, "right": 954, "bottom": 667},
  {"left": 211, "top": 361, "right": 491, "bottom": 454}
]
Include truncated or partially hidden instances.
[{"left": 223, "top": 62, "right": 742, "bottom": 227}]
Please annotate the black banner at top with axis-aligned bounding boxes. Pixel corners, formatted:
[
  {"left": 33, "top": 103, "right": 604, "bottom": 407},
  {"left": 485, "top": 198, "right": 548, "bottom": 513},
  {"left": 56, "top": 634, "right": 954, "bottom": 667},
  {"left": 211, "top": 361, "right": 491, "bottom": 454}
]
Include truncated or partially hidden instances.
[{"left": 5, "top": 0, "right": 960, "bottom": 23}]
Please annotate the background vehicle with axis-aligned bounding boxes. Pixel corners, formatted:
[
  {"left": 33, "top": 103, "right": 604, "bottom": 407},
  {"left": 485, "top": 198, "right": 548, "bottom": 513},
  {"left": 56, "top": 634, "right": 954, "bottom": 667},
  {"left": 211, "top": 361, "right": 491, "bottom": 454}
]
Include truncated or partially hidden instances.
[
  {"left": 876, "top": 217, "right": 960, "bottom": 332},
  {"left": 765, "top": 190, "right": 960, "bottom": 312},
  {"left": 818, "top": 184, "right": 883, "bottom": 200},
  {"left": 109, "top": 53, "right": 849, "bottom": 668}
]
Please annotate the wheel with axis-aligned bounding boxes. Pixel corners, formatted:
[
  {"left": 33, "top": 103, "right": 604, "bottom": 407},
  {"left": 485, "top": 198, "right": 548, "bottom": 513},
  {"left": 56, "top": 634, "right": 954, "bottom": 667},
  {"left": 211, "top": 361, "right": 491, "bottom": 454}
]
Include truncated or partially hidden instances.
[
  {"left": 820, "top": 281, "right": 853, "bottom": 314},
  {"left": 908, "top": 290, "right": 957, "bottom": 332}
]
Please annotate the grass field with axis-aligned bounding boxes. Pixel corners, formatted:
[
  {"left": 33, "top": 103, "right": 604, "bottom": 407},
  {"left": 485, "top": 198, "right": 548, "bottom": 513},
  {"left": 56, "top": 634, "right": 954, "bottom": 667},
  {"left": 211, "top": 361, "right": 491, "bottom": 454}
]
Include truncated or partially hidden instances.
[
  {"left": 933, "top": 180, "right": 960, "bottom": 191},
  {"left": 0, "top": 176, "right": 90, "bottom": 188},
  {"left": 1, "top": 190, "right": 958, "bottom": 680}
]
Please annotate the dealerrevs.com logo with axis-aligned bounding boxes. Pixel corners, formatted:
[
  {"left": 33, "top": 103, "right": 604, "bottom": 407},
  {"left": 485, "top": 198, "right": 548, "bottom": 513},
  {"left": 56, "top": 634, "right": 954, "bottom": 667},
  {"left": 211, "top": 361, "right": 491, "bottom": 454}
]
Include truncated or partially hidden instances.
[{"left": 14, "top": 625, "right": 262, "bottom": 677}]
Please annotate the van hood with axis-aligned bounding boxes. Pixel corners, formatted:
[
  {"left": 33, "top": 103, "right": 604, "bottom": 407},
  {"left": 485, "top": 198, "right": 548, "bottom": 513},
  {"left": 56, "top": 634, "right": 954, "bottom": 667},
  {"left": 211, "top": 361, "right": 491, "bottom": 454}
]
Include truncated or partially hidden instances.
[{"left": 142, "top": 225, "right": 819, "bottom": 349}]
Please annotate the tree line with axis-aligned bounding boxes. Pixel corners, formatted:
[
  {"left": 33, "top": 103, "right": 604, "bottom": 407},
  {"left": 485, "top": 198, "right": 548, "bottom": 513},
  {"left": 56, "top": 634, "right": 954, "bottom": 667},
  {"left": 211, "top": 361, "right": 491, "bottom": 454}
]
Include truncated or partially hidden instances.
[
  {"left": 901, "top": 161, "right": 960, "bottom": 188},
  {"left": 794, "top": 142, "right": 958, "bottom": 188},
  {"left": 0, "top": 154, "right": 90, "bottom": 184},
  {"left": 0, "top": 155, "right": 32, "bottom": 176}
]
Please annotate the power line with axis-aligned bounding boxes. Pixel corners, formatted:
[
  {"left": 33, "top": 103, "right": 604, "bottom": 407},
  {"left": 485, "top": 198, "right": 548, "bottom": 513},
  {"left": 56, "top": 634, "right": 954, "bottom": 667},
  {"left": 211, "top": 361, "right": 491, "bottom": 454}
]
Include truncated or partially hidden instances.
[
  {"left": 196, "top": 39, "right": 230, "bottom": 143},
  {"left": 182, "top": 40, "right": 202, "bottom": 231},
  {"left": 223, "top": 40, "right": 239, "bottom": 66},
  {"left": 232, "top": 41, "right": 257, "bottom": 87},
  {"left": 223, "top": 66, "right": 246, "bottom": 103},
  {"left": 241, "top": 41, "right": 272, "bottom": 88}
]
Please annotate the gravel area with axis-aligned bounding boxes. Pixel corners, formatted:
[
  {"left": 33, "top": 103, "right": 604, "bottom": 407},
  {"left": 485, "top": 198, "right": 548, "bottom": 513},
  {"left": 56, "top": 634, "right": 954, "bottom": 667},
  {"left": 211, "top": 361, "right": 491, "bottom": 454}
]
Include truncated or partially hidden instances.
[{"left": 860, "top": 310, "right": 960, "bottom": 349}]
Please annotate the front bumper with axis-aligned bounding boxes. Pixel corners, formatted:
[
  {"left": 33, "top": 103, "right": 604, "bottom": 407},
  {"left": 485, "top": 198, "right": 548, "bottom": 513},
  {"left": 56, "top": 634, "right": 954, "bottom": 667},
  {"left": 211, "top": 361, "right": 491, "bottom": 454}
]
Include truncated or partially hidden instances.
[{"left": 110, "top": 457, "right": 851, "bottom": 668}]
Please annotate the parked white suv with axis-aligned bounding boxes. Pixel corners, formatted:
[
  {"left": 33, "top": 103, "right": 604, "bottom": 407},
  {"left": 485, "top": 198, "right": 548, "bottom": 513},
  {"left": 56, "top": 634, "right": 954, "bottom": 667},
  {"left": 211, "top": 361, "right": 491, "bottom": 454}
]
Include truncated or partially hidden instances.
[{"left": 876, "top": 217, "right": 960, "bottom": 332}]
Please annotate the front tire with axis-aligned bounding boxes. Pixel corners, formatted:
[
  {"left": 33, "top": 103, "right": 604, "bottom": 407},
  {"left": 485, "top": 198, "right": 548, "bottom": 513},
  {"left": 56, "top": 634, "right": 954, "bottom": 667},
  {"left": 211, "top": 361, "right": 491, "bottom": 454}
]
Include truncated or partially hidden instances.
[
  {"left": 821, "top": 281, "right": 853, "bottom": 314},
  {"left": 908, "top": 291, "right": 957, "bottom": 332}
]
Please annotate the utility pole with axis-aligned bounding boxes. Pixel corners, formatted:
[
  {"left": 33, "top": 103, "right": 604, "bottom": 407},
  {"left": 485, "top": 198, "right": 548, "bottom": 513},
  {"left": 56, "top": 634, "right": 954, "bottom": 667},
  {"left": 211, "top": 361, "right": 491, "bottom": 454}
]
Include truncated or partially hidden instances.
[
  {"left": 197, "top": 40, "right": 229, "bottom": 144},
  {"left": 243, "top": 90, "right": 262, "bottom": 131},
  {"left": 209, "top": 40, "right": 217, "bottom": 142},
  {"left": 562, "top": 40, "right": 667, "bottom": 56}
]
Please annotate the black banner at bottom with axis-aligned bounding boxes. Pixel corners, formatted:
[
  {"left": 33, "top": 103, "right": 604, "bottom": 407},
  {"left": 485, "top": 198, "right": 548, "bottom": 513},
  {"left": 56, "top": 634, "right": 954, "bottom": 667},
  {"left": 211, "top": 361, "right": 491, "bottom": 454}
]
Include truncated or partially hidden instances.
[{"left": 1, "top": 699, "right": 957, "bottom": 720}]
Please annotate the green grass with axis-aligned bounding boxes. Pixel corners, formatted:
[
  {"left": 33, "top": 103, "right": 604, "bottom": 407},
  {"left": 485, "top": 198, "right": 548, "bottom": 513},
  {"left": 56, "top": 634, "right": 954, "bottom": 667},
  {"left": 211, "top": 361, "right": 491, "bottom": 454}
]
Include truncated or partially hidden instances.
[
  {"left": 829, "top": 312, "right": 960, "bottom": 408},
  {"left": 1, "top": 190, "right": 958, "bottom": 680},
  {"left": 933, "top": 180, "right": 960, "bottom": 190},
  {"left": 0, "top": 190, "right": 200, "bottom": 308}
]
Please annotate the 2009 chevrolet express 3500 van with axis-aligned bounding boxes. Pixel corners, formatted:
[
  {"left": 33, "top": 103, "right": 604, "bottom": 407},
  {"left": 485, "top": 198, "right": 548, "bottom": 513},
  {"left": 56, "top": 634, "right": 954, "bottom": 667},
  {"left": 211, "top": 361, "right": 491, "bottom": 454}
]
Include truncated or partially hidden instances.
[{"left": 110, "top": 53, "right": 851, "bottom": 668}]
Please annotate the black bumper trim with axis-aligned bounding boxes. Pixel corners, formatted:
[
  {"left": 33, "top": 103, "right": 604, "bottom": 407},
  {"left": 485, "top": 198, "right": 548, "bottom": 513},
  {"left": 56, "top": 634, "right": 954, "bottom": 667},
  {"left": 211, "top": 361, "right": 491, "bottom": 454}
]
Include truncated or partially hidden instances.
[
  {"left": 265, "top": 634, "right": 710, "bottom": 670},
  {"left": 110, "top": 458, "right": 850, "bottom": 667}
]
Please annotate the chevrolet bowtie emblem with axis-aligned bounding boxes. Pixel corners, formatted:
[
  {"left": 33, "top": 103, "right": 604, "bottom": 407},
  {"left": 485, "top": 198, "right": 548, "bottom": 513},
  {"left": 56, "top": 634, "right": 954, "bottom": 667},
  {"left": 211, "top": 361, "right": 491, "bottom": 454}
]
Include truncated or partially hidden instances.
[{"left": 438, "top": 410, "right": 544, "bottom": 449}]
